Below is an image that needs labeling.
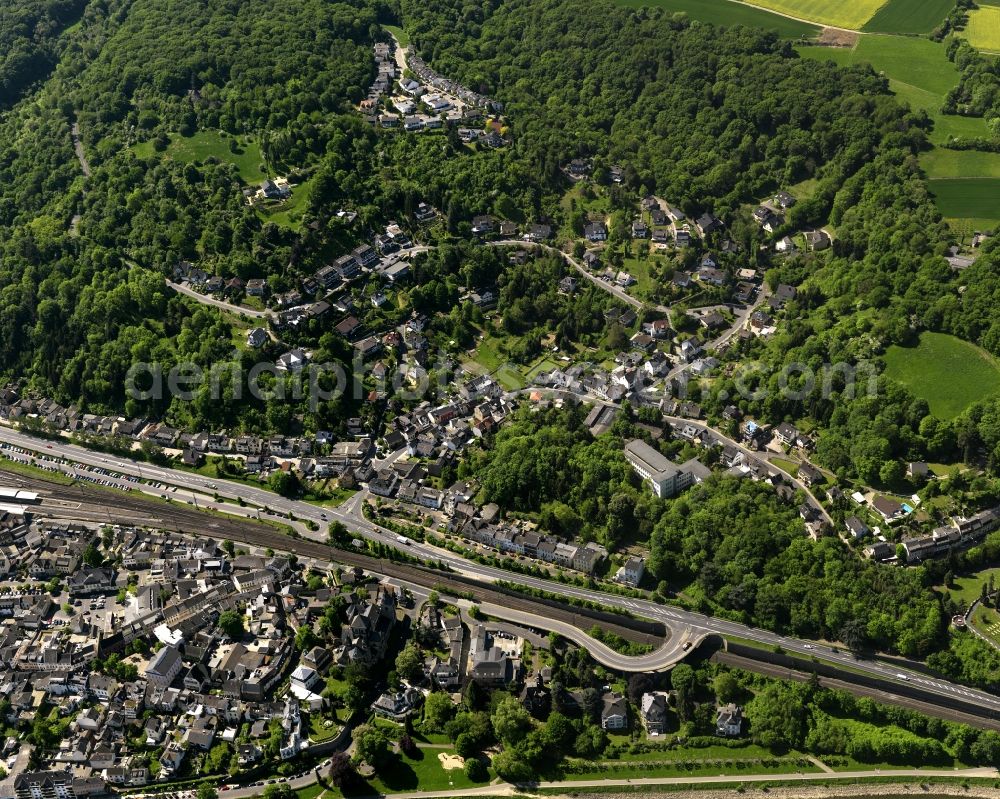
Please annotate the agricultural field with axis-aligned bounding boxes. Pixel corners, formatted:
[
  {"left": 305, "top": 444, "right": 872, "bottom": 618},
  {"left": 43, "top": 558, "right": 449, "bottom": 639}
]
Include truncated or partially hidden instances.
[
  {"left": 733, "top": 0, "right": 885, "bottom": 30},
  {"left": 611, "top": 0, "right": 819, "bottom": 38},
  {"left": 883, "top": 332, "right": 1000, "bottom": 419},
  {"left": 928, "top": 178, "right": 1000, "bottom": 230},
  {"left": 920, "top": 148, "right": 1000, "bottom": 180},
  {"left": 862, "top": 0, "right": 954, "bottom": 33},
  {"left": 964, "top": 3, "right": 1000, "bottom": 52},
  {"left": 133, "top": 130, "right": 266, "bottom": 184}
]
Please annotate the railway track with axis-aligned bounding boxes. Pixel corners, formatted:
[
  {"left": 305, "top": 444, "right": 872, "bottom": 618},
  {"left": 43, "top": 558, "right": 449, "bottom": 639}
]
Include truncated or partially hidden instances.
[{"left": 4, "top": 468, "right": 662, "bottom": 644}]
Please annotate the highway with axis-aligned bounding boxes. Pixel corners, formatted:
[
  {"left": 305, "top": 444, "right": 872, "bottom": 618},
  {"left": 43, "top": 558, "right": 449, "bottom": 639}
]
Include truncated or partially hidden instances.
[
  {"left": 473, "top": 602, "right": 707, "bottom": 672},
  {"left": 1, "top": 424, "right": 1000, "bottom": 718}
]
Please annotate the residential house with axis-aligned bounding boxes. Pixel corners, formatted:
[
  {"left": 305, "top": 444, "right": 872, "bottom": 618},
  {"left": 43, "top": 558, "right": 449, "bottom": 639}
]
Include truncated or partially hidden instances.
[
  {"left": 844, "top": 516, "right": 870, "bottom": 540},
  {"left": 873, "top": 496, "right": 906, "bottom": 524},
  {"left": 585, "top": 221, "right": 607, "bottom": 242},
  {"left": 695, "top": 213, "right": 722, "bottom": 235},
  {"left": 601, "top": 692, "right": 628, "bottom": 730},
  {"left": 372, "top": 687, "right": 423, "bottom": 721},
  {"left": 716, "top": 704, "right": 743, "bottom": 737},
  {"left": 615, "top": 556, "right": 645, "bottom": 587},
  {"left": 805, "top": 229, "right": 830, "bottom": 251},
  {"left": 641, "top": 692, "right": 670, "bottom": 735}
]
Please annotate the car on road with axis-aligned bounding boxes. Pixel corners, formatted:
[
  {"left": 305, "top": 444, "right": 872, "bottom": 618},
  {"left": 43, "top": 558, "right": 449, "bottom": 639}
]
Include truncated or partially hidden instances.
[
  {"left": 896, "top": 673, "right": 910, "bottom": 681},
  {"left": 803, "top": 644, "right": 814, "bottom": 650}
]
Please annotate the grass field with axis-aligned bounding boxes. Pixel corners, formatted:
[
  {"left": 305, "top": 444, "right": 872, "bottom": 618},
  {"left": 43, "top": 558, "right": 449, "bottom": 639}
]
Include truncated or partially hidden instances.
[
  {"left": 383, "top": 24, "right": 410, "bottom": 47},
  {"left": 928, "top": 178, "right": 1000, "bottom": 229},
  {"left": 862, "top": 0, "right": 954, "bottom": 33},
  {"left": 970, "top": 604, "right": 1000, "bottom": 648},
  {"left": 920, "top": 148, "right": 1000, "bottom": 179},
  {"left": 964, "top": 4, "right": 1000, "bottom": 51},
  {"left": 612, "top": 0, "right": 819, "bottom": 37},
  {"left": 256, "top": 175, "right": 314, "bottom": 229},
  {"left": 343, "top": 748, "right": 489, "bottom": 794},
  {"left": 798, "top": 35, "right": 1000, "bottom": 227},
  {"left": 135, "top": 130, "right": 266, "bottom": 184},
  {"left": 883, "top": 332, "right": 1000, "bottom": 419},
  {"left": 936, "top": 567, "right": 1000, "bottom": 605},
  {"left": 736, "top": 0, "right": 885, "bottom": 30}
]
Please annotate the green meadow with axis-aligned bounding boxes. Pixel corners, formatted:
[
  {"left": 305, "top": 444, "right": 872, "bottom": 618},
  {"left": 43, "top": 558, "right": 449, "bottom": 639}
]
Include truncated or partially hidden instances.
[
  {"left": 134, "top": 130, "right": 266, "bottom": 184},
  {"left": 883, "top": 332, "right": 1000, "bottom": 419}
]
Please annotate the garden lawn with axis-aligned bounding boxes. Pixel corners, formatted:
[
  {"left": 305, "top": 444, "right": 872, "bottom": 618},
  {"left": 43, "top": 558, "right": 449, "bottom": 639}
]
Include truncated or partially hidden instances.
[
  {"left": 343, "top": 749, "right": 489, "bottom": 794},
  {"left": 256, "top": 175, "right": 315, "bottom": 230},
  {"left": 770, "top": 457, "right": 800, "bottom": 477},
  {"left": 883, "top": 332, "right": 1000, "bottom": 419},
  {"left": 936, "top": 567, "right": 1000, "bottom": 605}
]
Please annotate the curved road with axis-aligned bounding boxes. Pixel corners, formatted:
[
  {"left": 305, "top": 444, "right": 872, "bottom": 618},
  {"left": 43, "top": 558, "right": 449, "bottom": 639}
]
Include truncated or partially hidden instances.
[
  {"left": 488, "top": 239, "right": 649, "bottom": 311},
  {"left": 0, "top": 425, "right": 998, "bottom": 717},
  {"left": 165, "top": 280, "right": 271, "bottom": 319},
  {"left": 475, "top": 601, "right": 708, "bottom": 672}
]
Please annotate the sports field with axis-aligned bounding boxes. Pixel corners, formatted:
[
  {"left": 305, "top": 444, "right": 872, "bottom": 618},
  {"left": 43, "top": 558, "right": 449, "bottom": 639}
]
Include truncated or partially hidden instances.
[
  {"left": 737, "top": 0, "right": 884, "bottom": 30},
  {"left": 862, "top": 0, "right": 954, "bottom": 33},
  {"left": 964, "top": 4, "right": 1000, "bottom": 51},
  {"left": 612, "top": 0, "right": 819, "bottom": 37},
  {"left": 883, "top": 332, "right": 1000, "bottom": 419}
]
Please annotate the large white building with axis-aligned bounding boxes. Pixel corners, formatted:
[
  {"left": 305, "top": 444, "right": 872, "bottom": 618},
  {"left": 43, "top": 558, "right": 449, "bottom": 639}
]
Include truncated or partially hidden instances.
[{"left": 624, "top": 439, "right": 709, "bottom": 498}]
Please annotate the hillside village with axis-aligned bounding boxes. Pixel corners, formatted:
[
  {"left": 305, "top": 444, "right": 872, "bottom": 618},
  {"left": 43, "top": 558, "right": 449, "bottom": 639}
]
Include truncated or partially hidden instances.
[{"left": 3, "top": 142, "right": 997, "bottom": 578}]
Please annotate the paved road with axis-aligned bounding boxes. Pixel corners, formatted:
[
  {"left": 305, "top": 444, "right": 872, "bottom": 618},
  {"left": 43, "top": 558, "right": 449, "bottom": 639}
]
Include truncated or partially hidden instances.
[
  {"left": 661, "top": 413, "right": 832, "bottom": 526},
  {"left": 475, "top": 601, "right": 706, "bottom": 671},
  {"left": 166, "top": 280, "right": 271, "bottom": 319},
  {"left": 239, "top": 765, "right": 999, "bottom": 799},
  {"left": 2, "top": 424, "right": 999, "bottom": 716},
  {"left": 71, "top": 118, "right": 91, "bottom": 178},
  {"left": 488, "top": 240, "right": 650, "bottom": 311}
]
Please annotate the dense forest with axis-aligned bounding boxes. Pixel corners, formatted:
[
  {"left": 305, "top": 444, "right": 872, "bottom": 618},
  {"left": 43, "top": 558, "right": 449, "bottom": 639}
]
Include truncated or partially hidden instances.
[
  {"left": 0, "top": 0, "right": 956, "bottom": 432},
  {"left": 0, "top": 0, "right": 85, "bottom": 107},
  {"left": 946, "top": 35, "right": 1000, "bottom": 129},
  {"left": 400, "top": 0, "right": 926, "bottom": 220}
]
